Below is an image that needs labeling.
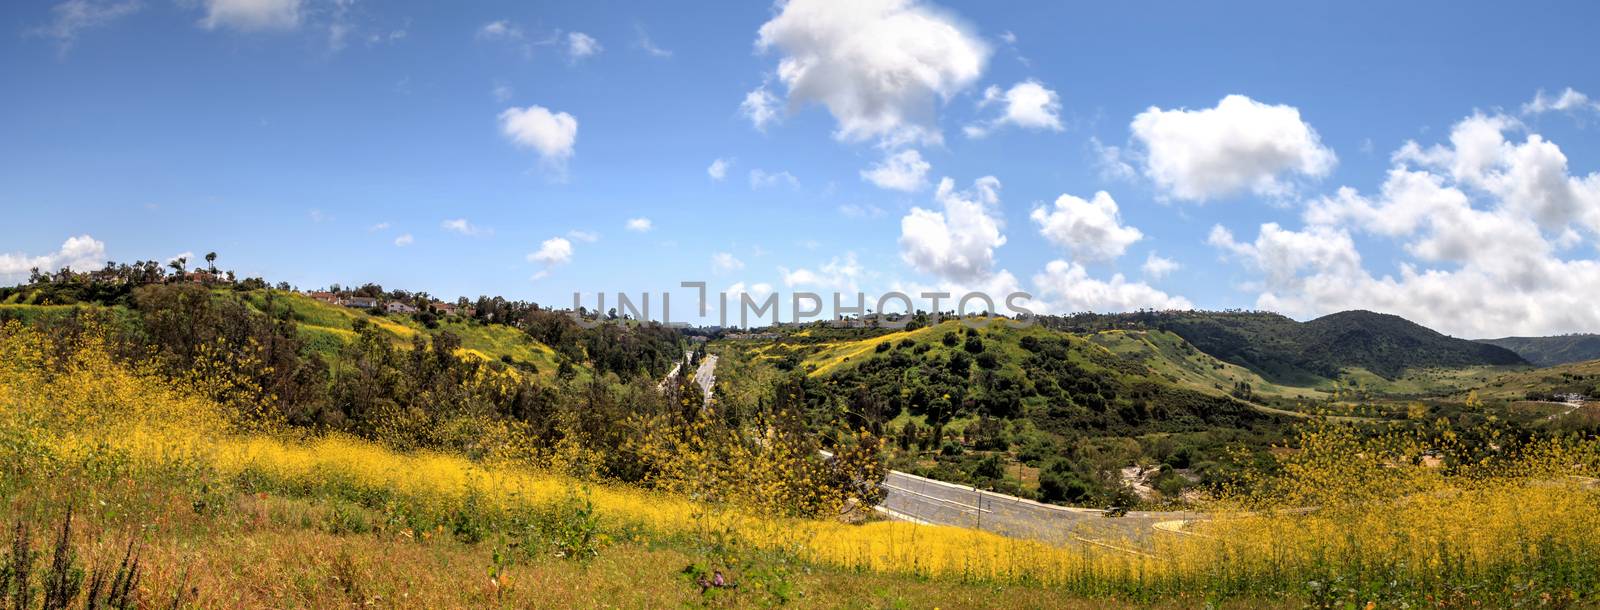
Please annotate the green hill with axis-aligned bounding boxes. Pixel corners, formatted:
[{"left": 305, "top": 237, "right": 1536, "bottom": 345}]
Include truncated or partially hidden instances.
[
  {"left": 736, "top": 319, "right": 1269, "bottom": 437},
  {"left": 2, "top": 289, "right": 583, "bottom": 384},
  {"left": 1049, "top": 310, "right": 1527, "bottom": 383},
  {"left": 238, "top": 290, "right": 580, "bottom": 382},
  {"left": 1478, "top": 334, "right": 1600, "bottom": 367}
]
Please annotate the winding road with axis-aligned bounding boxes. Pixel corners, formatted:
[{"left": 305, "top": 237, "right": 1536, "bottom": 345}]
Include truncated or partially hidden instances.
[{"left": 694, "top": 354, "right": 717, "bottom": 406}]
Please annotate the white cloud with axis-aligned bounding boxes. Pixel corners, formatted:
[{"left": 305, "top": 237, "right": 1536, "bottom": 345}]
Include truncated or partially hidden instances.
[
  {"left": 567, "top": 229, "right": 599, "bottom": 243},
  {"left": 899, "top": 176, "right": 1006, "bottom": 282},
  {"left": 780, "top": 253, "right": 864, "bottom": 292},
  {"left": 861, "top": 149, "right": 931, "bottom": 192},
  {"left": 491, "top": 81, "right": 513, "bottom": 103},
  {"left": 707, "top": 158, "right": 732, "bottom": 181},
  {"left": 1523, "top": 87, "right": 1597, "bottom": 115},
  {"left": 964, "top": 79, "right": 1063, "bottom": 138},
  {"left": 634, "top": 24, "right": 671, "bottom": 57},
  {"left": 478, "top": 20, "right": 521, "bottom": 40},
  {"left": 394, "top": 233, "right": 414, "bottom": 247},
  {"left": 499, "top": 105, "right": 578, "bottom": 169},
  {"left": 440, "top": 218, "right": 491, "bottom": 236},
  {"left": 1131, "top": 94, "right": 1336, "bottom": 202},
  {"left": 368, "top": 221, "right": 390, "bottom": 231},
  {"left": 740, "top": 85, "right": 780, "bottom": 131},
  {"left": 838, "top": 203, "right": 886, "bottom": 219},
  {"left": 30, "top": 0, "right": 141, "bottom": 51},
  {"left": 1032, "top": 260, "right": 1192, "bottom": 313},
  {"left": 1142, "top": 252, "right": 1179, "bottom": 279},
  {"left": 168, "top": 251, "right": 194, "bottom": 265},
  {"left": 566, "top": 31, "right": 601, "bottom": 60},
  {"left": 529, "top": 237, "right": 574, "bottom": 265},
  {"left": 1089, "top": 137, "right": 1137, "bottom": 181},
  {"left": 0, "top": 235, "right": 107, "bottom": 279},
  {"left": 625, "top": 217, "right": 653, "bottom": 232},
  {"left": 749, "top": 169, "right": 799, "bottom": 190},
  {"left": 711, "top": 252, "right": 744, "bottom": 274},
  {"left": 754, "top": 0, "right": 989, "bottom": 146},
  {"left": 1029, "top": 190, "right": 1143, "bottom": 262},
  {"left": 197, "top": 0, "right": 302, "bottom": 31},
  {"left": 1213, "top": 111, "right": 1600, "bottom": 337}
]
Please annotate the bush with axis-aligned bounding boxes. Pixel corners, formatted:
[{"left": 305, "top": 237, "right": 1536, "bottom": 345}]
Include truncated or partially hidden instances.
[{"left": 1037, "top": 460, "right": 1091, "bottom": 503}]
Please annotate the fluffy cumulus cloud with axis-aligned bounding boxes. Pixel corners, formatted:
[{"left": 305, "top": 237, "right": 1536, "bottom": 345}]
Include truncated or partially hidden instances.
[
  {"left": 1213, "top": 110, "right": 1600, "bottom": 337},
  {"left": 707, "top": 158, "right": 731, "bottom": 181},
  {"left": 899, "top": 176, "right": 1007, "bottom": 283},
  {"left": 393, "top": 233, "right": 414, "bottom": 247},
  {"left": 499, "top": 105, "right": 578, "bottom": 168},
  {"left": 1030, "top": 190, "right": 1142, "bottom": 261},
  {"left": 197, "top": 0, "right": 303, "bottom": 31},
  {"left": 1142, "top": 252, "right": 1179, "bottom": 279},
  {"left": 780, "top": 253, "right": 864, "bottom": 292},
  {"left": 861, "top": 149, "right": 931, "bottom": 192},
  {"left": 625, "top": 217, "right": 653, "bottom": 232},
  {"left": 964, "top": 79, "right": 1063, "bottom": 138},
  {"left": 528, "top": 237, "right": 574, "bottom": 280},
  {"left": 0, "top": 235, "right": 107, "bottom": 280},
  {"left": 1032, "top": 260, "right": 1192, "bottom": 313},
  {"left": 1131, "top": 94, "right": 1336, "bottom": 202},
  {"left": 753, "top": 0, "right": 989, "bottom": 146}
]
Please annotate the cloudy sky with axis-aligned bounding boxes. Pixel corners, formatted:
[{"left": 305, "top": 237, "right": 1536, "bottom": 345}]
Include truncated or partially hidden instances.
[{"left": 3, "top": 0, "right": 1599, "bottom": 337}]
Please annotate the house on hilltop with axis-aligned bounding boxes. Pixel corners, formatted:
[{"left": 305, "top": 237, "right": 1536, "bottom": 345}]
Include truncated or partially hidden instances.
[
  {"left": 386, "top": 301, "right": 419, "bottom": 314},
  {"left": 345, "top": 296, "right": 378, "bottom": 309}
]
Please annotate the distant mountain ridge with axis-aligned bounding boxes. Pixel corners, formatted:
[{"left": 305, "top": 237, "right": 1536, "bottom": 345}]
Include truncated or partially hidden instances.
[
  {"left": 1477, "top": 334, "right": 1600, "bottom": 367},
  {"left": 1043, "top": 309, "right": 1528, "bottom": 383}
]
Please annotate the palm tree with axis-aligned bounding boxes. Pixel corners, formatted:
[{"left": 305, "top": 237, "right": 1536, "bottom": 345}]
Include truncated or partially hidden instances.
[
  {"left": 168, "top": 257, "right": 187, "bottom": 278},
  {"left": 205, "top": 251, "right": 218, "bottom": 274}
]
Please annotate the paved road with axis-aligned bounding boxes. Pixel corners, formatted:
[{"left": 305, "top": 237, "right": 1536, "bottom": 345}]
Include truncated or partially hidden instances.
[
  {"left": 694, "top": 354, "right": 718, "bottom": 406},
  {"left": 874, "top": 468, "right": 1196, "bottom": 553}
]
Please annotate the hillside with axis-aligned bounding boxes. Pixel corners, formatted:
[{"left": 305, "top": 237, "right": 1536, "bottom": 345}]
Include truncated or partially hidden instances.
[
  {"left": 239, "top": 290, "right": 580, "bottom": 382},
  {"left": 1, "top": 290, "right": 583, "bottom": 383},
  {"left": 1050, "top": 310, "right": 1528, "bottom": 383},
  {"left": 1478, "top": 334, "right": 1600, "bottom": 367},
  {"left": 1465, "top": 358, "right": 1600, "bottom": 402},
  {"left": 731, "top": 319, "right": 1270, "bottom": 438}
]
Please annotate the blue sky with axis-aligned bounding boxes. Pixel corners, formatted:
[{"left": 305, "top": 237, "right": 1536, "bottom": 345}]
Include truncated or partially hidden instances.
[{"left": 3, "top": 0, "right": 1599, "bottom": 337}]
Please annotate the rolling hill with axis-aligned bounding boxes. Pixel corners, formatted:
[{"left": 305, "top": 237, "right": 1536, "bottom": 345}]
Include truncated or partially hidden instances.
[
  {"left": 1478, "top": 334, "right": 1600, "bottom": 367},
  {"left": 730, "top": 319, "right": 1272, "bottom": 437},
  {"left": 1048, "top": 310, "right": 1528, "bottom": 383},
  {"left": 2, "top": 289, "right": 584, "bottom": 383}
]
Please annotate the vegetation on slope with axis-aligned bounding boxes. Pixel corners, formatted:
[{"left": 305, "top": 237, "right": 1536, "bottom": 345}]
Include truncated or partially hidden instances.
[
  {"left": 718, "top": 319, "right": 1282, "bottom": 505},
  {"left": 1047, "top": 309, "right": 1527, "bottom": 383},
  {"left": 4, "top": 321, "right": 1598, "bottom": 608},
  {"left": 1480, "top": 333, "right": 1600, "bottom": 367}
]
